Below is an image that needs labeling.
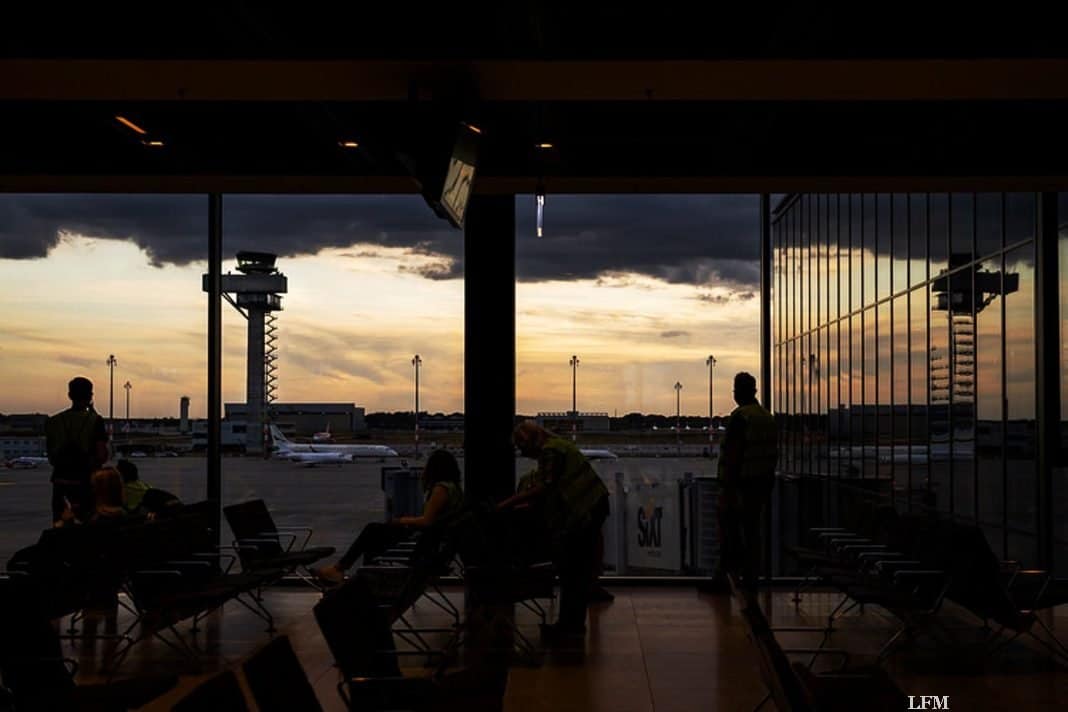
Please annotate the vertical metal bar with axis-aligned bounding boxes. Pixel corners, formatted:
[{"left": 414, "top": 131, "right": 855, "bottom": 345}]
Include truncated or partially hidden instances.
[
  {"left": 906, "top": 193, "right": 913, "bottom": 511},
  {"left": 207, "top": 194, "right": 223, "bottom": 542},
  {"left": 972, "top": 193, "right": 980, "bottom": 525},
  {"left": 1035, "top": 192, "right": 1059, "bottom": 570},
  {"left": 926, "top": 193, "right": 933, "bottom": 500},
  {"left": 761, "top": 193, "right": 772, "bottom": 411},
  {"left": 1001, "top": 195, "right": 1009, "bottom": 558},
  {"left": 760, "top": 193, "right": 773, "bottom": 578}
]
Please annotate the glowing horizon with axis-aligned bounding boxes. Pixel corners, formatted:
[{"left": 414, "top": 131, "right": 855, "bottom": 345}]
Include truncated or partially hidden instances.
[{"left": 0, "top": 234, "right": 760, "bottom": 419}]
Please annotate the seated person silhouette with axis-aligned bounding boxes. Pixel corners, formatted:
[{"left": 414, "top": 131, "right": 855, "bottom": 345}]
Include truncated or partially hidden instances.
[
  {"left": 54, "top": 467, "right": 127, "bottom": 528},
  {"left": 314, "top": 449, "right": 463, "bottom": 585}
]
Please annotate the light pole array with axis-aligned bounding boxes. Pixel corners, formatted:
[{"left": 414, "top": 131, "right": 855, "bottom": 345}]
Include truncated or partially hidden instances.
[
  {"left": 412, "top": 354, "right": 422, "bottom": 457},
  {"left": 569, "top": 354, "right": 580, "bottom": 441},
  {"left": 706, "top": 355, "right": 716, "bottom": 441},
  {"left": 123, "top": 381, "right": 132, "bottom": 434},
  {"left": 674, "top": 381, "right": 683, "bottom": 453},
  {"left": 106, "top": 354, "right": 118, "bottom": 435}
]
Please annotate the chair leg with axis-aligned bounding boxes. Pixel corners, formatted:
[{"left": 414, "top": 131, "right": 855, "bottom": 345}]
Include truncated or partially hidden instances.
[
  {"left": 1030, "top": 618, "right": 1068, "bottom": 666},
  {"left": 234, "top": 592, "right": 276, "bottom": 633},
  {"left": 792, "top": 566, "right": 818, "bottom": 604},
  {"left": 876, "top": 625, "right": 910, "bottom": 663}
]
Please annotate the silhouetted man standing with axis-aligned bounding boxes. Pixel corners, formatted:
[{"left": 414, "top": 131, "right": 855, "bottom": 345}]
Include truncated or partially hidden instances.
[
  {"left": 717, "top": 372, "right": 777, "bottom": 589},
  {"left": 45, "top": 377, "right": 109, "bottom": 522}
]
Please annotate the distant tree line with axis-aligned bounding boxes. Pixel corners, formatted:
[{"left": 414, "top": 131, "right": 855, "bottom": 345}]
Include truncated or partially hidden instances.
[{"left": 363, "top": 411, "right": 724, "bottom": 431}]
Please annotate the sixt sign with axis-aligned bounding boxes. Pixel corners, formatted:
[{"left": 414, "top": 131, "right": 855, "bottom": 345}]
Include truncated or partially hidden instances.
[
  {"left": 625, "top": 483, "right": 681, "bottom": 571},
  {"left": 637, "top": 504, "right": 663, "bottom": 548}
]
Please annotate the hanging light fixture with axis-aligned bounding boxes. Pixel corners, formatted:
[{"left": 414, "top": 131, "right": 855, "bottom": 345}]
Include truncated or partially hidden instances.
[{"left": 535, "top": 183, "right": 545, "bottom": 238}]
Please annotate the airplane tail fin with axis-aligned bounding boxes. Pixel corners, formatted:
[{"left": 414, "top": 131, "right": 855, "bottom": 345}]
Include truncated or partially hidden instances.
[{"left": 269, "top": 424, "right": 290, "bottom": 444}]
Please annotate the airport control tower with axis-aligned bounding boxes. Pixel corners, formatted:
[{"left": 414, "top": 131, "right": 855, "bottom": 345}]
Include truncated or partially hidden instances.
[{"left": 203, "top": 252, "right": 287, "bottom": 455}]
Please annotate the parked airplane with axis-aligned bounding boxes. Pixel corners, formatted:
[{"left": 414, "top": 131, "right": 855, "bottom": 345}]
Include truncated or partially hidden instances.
[
  {"left": 269, "top": 425, "right": 399, "bottom": 458},
  {"left": 5, "top": 456, "right": 49, "bottom": 469},
  {"left": 312, "top": 423, "right": 333, "bottom": 442},
  {"left": 277, "top": 449, "right": 353, "bottom": 467},
  {"left": 580, "top": 448, "right": 618, "bottom": 460}
]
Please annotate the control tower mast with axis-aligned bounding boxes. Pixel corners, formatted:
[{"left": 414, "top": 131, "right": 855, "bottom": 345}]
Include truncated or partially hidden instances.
[{"left": 203, "top": 251, "right": 287, "bottom": 455}]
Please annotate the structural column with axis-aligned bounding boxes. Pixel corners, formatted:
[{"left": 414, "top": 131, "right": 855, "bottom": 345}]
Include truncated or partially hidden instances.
[
  {"left": 246, "top": 309, "right": 265, "bottom": 456},
  {"left": 207, "top": 194, "right": 223, "bottom": 541},
  {"left": 1035, "top": 192, "right": 1060, "bottom": 569},
  {"left": 464, "top": 194, "right": 516, "bottom": 503}
]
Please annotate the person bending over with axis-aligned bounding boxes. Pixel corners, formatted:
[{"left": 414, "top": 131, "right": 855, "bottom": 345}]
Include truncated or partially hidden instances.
[{"left": 314, "top": 449, "right": 463, "bottom": 585}]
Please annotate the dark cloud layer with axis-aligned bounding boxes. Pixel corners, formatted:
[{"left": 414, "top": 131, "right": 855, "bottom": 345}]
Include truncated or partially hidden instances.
[{"left": 0, "top": 194, "right": 760, "bottom": 288}]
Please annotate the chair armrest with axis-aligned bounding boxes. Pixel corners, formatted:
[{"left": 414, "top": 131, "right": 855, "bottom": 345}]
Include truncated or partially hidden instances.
[
  {"left": 256, "top": 531, "right": 298, "bottom": 550},
  {"left": 875, "top": 559, "right": 920, "bottom": 574},
  {"left": 274, "top": 526, "right": 314, "bottom": 550},
  {"left": 817, "top": 531, "right": 860, "bottom": 540},
  {"left": 194, "top": 551, "right": 237, "bottom": 573},
  {"left": 236, "top": 537, "right": 280, "bottom": 547},
  {"left": 857, "top": 551, "right": 905, "bottom": 561},
  {"left": 830, "top": 537, "right": 871, "bottom": 546}
]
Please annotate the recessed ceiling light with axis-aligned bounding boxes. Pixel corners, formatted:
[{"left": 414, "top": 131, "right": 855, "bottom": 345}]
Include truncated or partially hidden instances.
[
  {"left": 338, "top": 140, "right": 360, "bottom": 148},
  {"left": 462, "top": 122, "right": 483, "bottom": 135},
  {"left": 142, "top": 139, "right": 165, "bottom": 147},
  {"left": 115, "top": 115, "right": 147, "bottom": 135},
  {"left": 535, "top": 142, "right": 554, "bottom": 149}
]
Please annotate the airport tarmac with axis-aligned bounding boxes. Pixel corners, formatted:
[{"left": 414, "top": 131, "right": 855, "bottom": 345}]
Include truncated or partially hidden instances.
[{"left": 0, "top": 455, "right": 716, "bottom": 564}]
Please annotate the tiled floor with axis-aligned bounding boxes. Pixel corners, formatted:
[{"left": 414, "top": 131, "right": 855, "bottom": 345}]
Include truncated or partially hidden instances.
[{"left": 67, "top": 585, "right": 1068, "bottom": 710}]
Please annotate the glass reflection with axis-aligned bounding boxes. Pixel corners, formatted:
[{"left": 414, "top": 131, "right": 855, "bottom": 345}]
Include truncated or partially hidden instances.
[
  {"left": 851, "top": 313, "right": 863, "bottom": 478},
  {"left": 976, "top": 193, "right": 1003, "bottom": 259},
  {"left": 827, "top": 321, "right": 838, "bottom": 477},
  {"left": 892, "top": 194, "right": 909, "bottom": 294},
  {"left": 877, "top": 194, "right": 891, "bottom": 300},
  {"left": 929, "top": 273, "right": 951, "bottom": 513},
  {"left": 951, "top": 193, "right": 974, "bottom": 265},
  {"left": 864, "top": 194, "right": 877, "bottom": 305},
  {"left": 1005, "top": 243, "right": 1036, "bottom": 563},
  {"left": 877, "top": 302, "right": 892, "bottom": 483},
  {"left": 948, "top": 271, "right": 976, "bottom": 520},
  {"left": 976, "top": 257, "right": 1005, "bottom": 555},
  {"left": 930, "top": 193, "right": 950, "bottom": 277},
  {"left": 893, "top": 295, "right": 909, "bottom": 491},
  {"left": 909, "top": 286, "right": 929, "bottom": 508},
  {"left": 910, "top": 193, "right": 928, "bottom": 287},
  {"left": 864, "top": 307, "right": 877, "bottom": 479},
  {"left": 851, "top": 194, "right": 863, "bottom": 312}
]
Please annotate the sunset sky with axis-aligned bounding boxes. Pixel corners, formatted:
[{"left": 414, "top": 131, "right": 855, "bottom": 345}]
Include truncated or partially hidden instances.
[{"left": 0, "top": 195, "right": 762, "bottom": 418}]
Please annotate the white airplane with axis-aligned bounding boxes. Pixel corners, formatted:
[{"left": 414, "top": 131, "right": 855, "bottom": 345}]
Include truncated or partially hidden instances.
[
  {"left": 269, "top": 425, "right": 399, "bottom": 458},
  {"left": 580, "top": 448, "right": 618, "bottom": 460},
  {"left": 312, "top": 423, "right": 333, "bottom": 442},
  {"left": 277, "top": 449, "right": 353, "bottom": 467},
  {"left": 5, "top": 456, "right": 50, "bottom": 469}
]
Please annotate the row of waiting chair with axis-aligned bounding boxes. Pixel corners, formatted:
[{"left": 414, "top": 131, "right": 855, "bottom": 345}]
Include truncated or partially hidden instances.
[
  {"left": 789, "top": 504, "right": 1068, "bottom": 666},
  {"left": 6, "top": 499, "right": 337, "bottom": 675}
]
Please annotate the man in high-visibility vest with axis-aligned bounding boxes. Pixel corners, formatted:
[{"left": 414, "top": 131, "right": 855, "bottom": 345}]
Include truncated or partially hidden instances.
[
  {"left": 45, "top": 377, "right": 109, "bottom": 522},
  {"left": 498, "top": 421, "right": 609, "bottom": 638},
  {"left": 717, "top": 372, "right": 777, "bottom": 590}
]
